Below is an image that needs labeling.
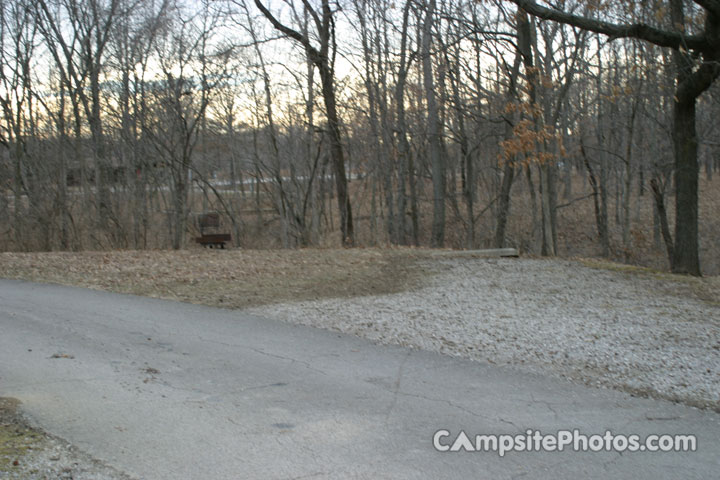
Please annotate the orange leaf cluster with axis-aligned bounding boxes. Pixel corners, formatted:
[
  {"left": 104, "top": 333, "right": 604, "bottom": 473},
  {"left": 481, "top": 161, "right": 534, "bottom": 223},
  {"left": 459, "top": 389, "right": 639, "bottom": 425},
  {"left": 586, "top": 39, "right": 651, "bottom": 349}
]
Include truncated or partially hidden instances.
[
  {"left": 498, "top": 118, "right": 566, "bottom": 168},
  {"left": 504, "top": 101, "right": 542, "bottom": 118}
]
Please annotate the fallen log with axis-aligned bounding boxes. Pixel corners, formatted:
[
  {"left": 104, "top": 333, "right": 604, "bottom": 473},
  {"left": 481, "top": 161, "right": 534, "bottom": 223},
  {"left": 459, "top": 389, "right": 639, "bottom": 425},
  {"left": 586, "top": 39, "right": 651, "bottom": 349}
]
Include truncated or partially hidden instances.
[{"left": 433, "top": 248, "right": 519, "bottom": 258}]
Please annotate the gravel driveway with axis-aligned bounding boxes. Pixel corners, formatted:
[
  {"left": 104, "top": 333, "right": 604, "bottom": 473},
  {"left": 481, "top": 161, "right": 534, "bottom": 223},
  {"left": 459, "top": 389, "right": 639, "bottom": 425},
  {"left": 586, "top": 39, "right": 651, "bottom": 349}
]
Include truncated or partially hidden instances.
[{"left": 249, "top": 258, "right": 720, "bottom": 411}]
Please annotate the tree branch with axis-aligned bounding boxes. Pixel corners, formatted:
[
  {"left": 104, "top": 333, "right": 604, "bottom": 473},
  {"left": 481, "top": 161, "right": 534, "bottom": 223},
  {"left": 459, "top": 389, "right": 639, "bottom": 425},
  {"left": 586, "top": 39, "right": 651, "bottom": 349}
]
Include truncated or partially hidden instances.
[
  {"left": 300, "top": 0, "right": 323, "bottom": 35},
  {"left": 676, "top": 60, "right": 720, "bottom": 102},
  {"left": 508, "top": 0, "right": 710, "bottom": 53},
  {"left": 693, "top": 0, "right": 720, "bottom": 18},
  {"left": 252, "top": 0, "right": 321, "bottom": 63}
]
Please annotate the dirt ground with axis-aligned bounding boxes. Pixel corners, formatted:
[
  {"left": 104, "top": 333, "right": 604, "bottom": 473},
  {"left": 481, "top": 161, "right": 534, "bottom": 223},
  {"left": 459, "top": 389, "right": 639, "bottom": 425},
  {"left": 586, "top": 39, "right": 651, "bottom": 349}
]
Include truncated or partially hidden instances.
[
  {"left": 0, "top": 398, "right": 42, "bottom": 474},
  {"left": 0, "top": 398, "right": 129, "bottom": 479}
]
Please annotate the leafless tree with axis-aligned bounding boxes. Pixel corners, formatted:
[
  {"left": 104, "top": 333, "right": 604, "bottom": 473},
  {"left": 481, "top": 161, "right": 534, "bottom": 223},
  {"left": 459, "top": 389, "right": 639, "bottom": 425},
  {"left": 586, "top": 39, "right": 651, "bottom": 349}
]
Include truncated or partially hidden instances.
[
  {"left": 252, "top": 0, "right": 355, "bottom": 246},
  {"left": 509, "top": 0, "right": 720, "bottom": 274}
]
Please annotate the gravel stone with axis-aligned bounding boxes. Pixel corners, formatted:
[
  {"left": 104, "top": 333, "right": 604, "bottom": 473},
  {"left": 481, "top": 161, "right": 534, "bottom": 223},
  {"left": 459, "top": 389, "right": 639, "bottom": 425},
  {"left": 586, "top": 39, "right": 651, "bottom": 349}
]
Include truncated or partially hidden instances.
[
  {"left": 248, "top": 258, "right": 720, "bottom": 410},
  {"left": 0, "top": 418, "right": 132, "bottom": 480}
]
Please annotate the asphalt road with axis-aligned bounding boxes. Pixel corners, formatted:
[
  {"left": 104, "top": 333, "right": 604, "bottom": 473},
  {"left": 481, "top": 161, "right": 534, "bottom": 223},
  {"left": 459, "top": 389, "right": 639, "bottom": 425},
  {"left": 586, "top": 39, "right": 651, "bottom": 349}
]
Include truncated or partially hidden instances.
[{"left": 1, "top": 279, "right": 718, "bottom": 479}]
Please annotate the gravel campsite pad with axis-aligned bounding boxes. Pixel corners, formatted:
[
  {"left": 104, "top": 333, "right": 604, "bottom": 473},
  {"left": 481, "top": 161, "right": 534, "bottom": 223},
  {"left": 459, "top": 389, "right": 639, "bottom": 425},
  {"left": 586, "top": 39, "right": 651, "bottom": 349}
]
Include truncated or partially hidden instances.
[{"left": 248, "top": 256, "right": 720, "bottom": 411}]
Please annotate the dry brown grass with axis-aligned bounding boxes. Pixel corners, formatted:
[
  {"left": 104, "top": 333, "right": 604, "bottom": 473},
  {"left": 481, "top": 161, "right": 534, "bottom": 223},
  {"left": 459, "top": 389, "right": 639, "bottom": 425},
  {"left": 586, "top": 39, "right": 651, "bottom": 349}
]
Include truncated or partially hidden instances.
[
  {"left": 3, "top": 246, "right": 718, "bottom": 313},
  {"left": 0, "top": 248, "right": 440, "bottom": 309},
  {"left": 578, "top": 257, "right": 720, "bottom": 306}
]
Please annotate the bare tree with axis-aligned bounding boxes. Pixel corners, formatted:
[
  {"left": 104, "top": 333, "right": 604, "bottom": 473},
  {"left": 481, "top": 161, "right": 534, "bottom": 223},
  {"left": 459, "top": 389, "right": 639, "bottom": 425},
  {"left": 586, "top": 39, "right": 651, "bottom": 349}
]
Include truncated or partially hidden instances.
[
  {"left": 421, "top": 0, "right": 446, "bottom": 247},
  {"left": 34, "top": 0, "right": 123, "bottom": 245},
  {"left": 252, "top": 0, "right": 354, "bottom": 246},
  {"left": 143, "top": 1, "right": 224, "bottom": 249},
  {"left": 0, "top": 0, "right": 39, "bottom": 248},
  {"left": 509, "top": 0, "right": 720, "bottom": 274}
]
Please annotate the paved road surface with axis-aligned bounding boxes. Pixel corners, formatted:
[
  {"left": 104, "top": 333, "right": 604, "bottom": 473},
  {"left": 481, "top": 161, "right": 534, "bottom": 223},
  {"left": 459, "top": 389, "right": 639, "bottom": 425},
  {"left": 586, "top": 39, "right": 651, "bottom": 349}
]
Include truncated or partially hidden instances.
[{"left": 1, "top": 279, "right": 718, "bottom": 479}]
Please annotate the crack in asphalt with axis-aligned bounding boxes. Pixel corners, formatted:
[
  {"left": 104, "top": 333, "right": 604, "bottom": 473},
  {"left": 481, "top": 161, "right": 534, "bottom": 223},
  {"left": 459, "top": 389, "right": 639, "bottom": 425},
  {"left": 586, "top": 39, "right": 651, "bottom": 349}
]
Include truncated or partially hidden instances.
[
  {"left": 394, "top": 390, "right": 492, "bottom": 421},
  {"left": 530, "top": 393, "right": 560, "bottom": 422},
  {"left": 196, "top": 335, "right": 328, "bottom": 376},
  {"left": 384, "top": 351, "right": 411, "bottom": 425}
]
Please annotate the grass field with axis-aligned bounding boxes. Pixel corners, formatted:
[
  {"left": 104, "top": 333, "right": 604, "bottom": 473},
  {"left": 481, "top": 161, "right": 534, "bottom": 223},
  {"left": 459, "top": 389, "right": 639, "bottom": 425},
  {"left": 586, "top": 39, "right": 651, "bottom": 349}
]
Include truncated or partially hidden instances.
[{"left": 0, "top": 248, "right": 435, "bottom": 309}]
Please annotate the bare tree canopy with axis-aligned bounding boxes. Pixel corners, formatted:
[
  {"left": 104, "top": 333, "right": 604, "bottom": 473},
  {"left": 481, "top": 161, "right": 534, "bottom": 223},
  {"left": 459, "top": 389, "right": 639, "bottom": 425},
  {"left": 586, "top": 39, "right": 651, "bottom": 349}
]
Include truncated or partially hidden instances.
[
  {"left": 505, "top": 0, "right": 720, "bottom": 275},
  {"left": 1, "top": 0, "right": 719, "bottom": 274}
]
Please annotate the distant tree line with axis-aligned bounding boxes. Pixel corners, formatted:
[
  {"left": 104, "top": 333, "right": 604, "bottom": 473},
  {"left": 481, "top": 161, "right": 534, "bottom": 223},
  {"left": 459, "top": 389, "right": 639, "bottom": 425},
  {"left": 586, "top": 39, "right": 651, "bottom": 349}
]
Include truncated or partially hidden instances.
[{"left": 0, "top": 0, "right": 718, "bottom": 274}]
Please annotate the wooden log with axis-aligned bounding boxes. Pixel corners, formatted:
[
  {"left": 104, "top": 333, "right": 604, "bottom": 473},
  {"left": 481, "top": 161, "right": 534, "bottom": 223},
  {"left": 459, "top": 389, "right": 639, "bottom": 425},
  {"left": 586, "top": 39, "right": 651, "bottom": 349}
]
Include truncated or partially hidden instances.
[{"left": 433, "top": 248, "right": 519, "bottom": 258}]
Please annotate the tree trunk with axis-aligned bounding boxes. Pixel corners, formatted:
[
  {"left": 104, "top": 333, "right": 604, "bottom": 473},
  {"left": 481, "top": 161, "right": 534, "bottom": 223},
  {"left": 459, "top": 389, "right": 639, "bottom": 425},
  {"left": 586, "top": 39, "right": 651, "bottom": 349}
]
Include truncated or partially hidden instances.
[
  {"left": 582, "top": 141, "right": 609, "bottom": 257},
  {"left": 58, "top": 86, "right": 70, "bottom": 250},
  {"left": 422, "top": 0, "right": 445, "bottom": 247},
  {"left": 495, "top": 45, "right": 523, "bottom": 249},
  {"left": 525, "top": 164, "right": 540, "bottom": 250},
  {"left": 539, "top": 164, "right": 556, "bottom": 256},
  {"left": 622, "top": 95, "right": 638, "bottom": 253},
  {"left": 495, "top": 161, "right": 515, "bottom": 248},
  {"left": 394, "top": 0, "right": 412, "bottom": 245},
  {"left": 318, "top": 64, "right": 354, "bottom": 246},
  {"left": 172, "top": 167, "right": 189, "bottom": 250},
  {"left": 650, "top": 178, "right": 675, "bottom": 264},
  {"left": 670, "top": 97, "right": 700, "bottom": 275}
]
